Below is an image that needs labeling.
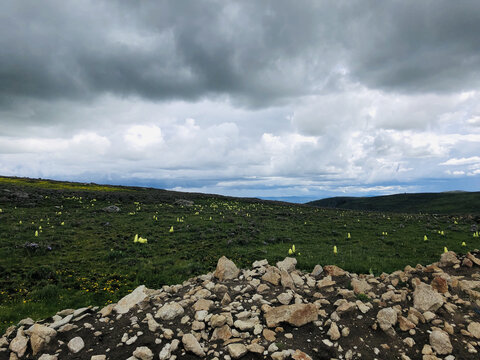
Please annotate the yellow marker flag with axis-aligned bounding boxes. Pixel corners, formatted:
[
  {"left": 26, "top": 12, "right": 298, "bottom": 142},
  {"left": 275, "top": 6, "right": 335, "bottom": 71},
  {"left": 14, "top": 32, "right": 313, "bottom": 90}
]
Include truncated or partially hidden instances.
[{"left": 333, "top": 245, "right": 338, "bottom": 254}]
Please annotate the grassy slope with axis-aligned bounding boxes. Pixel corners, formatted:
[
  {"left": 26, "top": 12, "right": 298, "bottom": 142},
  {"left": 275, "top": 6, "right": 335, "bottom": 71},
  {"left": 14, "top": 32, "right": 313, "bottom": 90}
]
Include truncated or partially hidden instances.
[
  {"left": 307, "top": 192, "right": 480, "bottom": 214},
  {"left": 0, "top": 176, "right": 479, "bottom": 333}
]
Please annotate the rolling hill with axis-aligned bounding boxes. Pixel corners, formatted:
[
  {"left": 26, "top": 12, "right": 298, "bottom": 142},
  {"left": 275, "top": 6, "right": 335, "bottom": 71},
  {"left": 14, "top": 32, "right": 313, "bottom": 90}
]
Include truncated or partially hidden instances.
[{"left": 307, "top": 191, "right": 480, "bottom": 214}]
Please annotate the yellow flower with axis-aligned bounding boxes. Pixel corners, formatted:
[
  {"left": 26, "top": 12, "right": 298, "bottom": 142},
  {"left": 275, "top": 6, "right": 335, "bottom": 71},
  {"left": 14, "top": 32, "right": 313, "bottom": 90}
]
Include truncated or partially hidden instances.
[
  {"left": 138, "top": 237, "right": 147, "bottom": 244},
  {"left": 462, "top": 242, "right": 466, "bottom": 246},
  {"left": 19, "top": 220, "right": 22, "bottom": 225},
  {"left": 288, "top": 248, "right": 293, "bottom": 255},
  {"left": 424, "top": 235, "right": 428, "bottom": 241},
  {"left": 444, "top": 246, "right": 448, "bottom": 253},
  {"left": 169, "top": 226, "right": 174, "bottom": 233},
  {"left": 333, "top": 245, "right": 338, "bottom": 254},
  {"left": 61, "top": 222, "right": 65, "bottom": 226},
  {"left": 35, "top": 230, "right": 38, "bottom": 237},
  {"left": 134, "top": 234, "right": 138, "bottom": 243},
  {"left": 347, "top": 233, "right": 351, "bottom": 239},
  {"left": 292, "top": 245, "right": 295, "bottom": 253}
]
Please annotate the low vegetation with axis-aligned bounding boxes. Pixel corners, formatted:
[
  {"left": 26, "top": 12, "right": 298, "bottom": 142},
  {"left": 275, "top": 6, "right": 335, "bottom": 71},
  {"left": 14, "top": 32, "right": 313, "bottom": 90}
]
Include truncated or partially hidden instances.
[{"left": 0, "top": 176, "right": 478, "bottom": 333}]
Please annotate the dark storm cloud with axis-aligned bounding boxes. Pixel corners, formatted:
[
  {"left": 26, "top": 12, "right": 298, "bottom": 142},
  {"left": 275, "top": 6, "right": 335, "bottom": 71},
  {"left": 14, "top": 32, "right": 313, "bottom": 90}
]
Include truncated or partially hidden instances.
[
  {"left": 1, "top": 0, "right": 480, "bottom": 107},
  {"left": 346, "top": 1, "right": 480, "bottom": 93}
]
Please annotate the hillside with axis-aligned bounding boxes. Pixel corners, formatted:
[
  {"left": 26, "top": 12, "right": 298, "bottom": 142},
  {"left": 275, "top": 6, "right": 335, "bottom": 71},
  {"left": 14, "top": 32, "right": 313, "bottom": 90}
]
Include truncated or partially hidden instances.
[
  {"left": 307, "top": 191, "right": 480, "bottom": 214},
  {"left": 0, "top": 176, "right": 479, "bottom": 336}
]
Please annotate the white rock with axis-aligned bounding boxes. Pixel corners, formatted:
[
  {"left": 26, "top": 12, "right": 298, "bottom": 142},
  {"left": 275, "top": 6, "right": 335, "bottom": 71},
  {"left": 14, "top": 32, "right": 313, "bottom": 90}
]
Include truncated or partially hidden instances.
[
  {"left": 156, "top": 302, "right": 184, "bottom": 321},
  {"left": 67, "top": 336, "right": 85, "bottom": 354},
  {"left": 9, "top": 329, "right": 28, "bottom": 357},
  {"left": 468, "top": 321, "right": 480, "bottom": 339},
  {"left": 429, "top": 330, "right": 453, "bottom": 355},
  {"left": 49, "top": 314, "right": 73, "bottom": 329},
  {"left": 214, "top": 256, "right": 240, "bottom": 280},
  {"left": 413, "top": 282, "right": 444, "bottom": 312},
  {"left": 182, "top": 333, "right": 205, "bottom": 357},
  {"left": 90, "top": 356, "right": 107, "bottom": 360},
  {"left": 114, "top": 285, "right": 149, "bottom": 314},
  {"left": 26, "top": 324, "right": 57, "bottom": 355},
  {"left": 132, "top": 346, "right": 154, "bottom": 360},
  {"left": 159, "top": 343, "right": 172, "bottom": 360},
  {"left": 227, "top": 343, "right": 248, "bottom": 359},
  {"left": 327, "top": 322, "right": 341, "bottom": 341},
  {"left": 276, "top": 257, "right": 297, "bottom": 272}
]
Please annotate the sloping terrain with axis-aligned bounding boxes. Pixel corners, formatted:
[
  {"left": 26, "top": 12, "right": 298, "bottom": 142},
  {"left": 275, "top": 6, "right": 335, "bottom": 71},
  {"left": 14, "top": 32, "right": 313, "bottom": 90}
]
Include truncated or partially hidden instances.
[
  {"left": 307, "top": 192, "right": 480, "bottom": 215},
  {"left": 1, "top": 252, "right": 480, "bottom": 360}
]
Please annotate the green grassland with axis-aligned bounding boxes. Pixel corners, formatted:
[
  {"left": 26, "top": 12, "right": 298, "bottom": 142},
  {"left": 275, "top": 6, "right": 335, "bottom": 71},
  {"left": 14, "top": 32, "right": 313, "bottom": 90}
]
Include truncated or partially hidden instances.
[
  {"left": 0, "top": 176, "right": 479, "bottom": 333},
  {"left": 308, "top": 191, "right": 480, "bottom": 214}
]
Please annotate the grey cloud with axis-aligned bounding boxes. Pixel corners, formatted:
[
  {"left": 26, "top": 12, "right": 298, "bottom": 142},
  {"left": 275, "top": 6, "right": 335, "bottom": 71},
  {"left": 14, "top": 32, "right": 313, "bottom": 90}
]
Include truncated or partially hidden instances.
[
  {"left": 346, "top": 1, "right": 480, "bottom": 93},
  {"left": 8, "top": 1, "right": 480, "bottom": 109}
]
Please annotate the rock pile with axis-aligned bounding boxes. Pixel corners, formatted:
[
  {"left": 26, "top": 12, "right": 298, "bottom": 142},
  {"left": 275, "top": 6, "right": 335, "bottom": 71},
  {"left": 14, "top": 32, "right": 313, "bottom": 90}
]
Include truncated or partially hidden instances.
[{"left": 2, "top": 251, "right": 480, "bottom": 359}]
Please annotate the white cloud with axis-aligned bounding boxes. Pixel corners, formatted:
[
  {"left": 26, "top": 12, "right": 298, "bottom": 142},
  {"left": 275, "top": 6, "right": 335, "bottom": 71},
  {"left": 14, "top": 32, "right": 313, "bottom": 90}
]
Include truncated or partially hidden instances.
[
  {"left": 440, "top": 156, "right": 480, "bottom": 166},
  {"left": 124, "top": 125, "right": 163, "bottom": 150}
]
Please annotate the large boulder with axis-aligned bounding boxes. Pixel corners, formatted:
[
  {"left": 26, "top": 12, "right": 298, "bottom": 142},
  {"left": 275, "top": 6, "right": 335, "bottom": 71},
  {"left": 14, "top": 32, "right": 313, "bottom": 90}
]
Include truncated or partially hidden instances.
[
  {"left": 468, "top": 322, "right": 480, "bottom": 339},
  {"left": 9, "top": 329, "right": 28, "bottom": 358},
  {"left": 214, "top": 256, "right": 240, "bottom": 281},
  {"left": 413, "top": 282, "right": 444, "bottom": 312},
  {"left": 25, "top": 324, "right": 57, "bottom": 355},
  {"left": 262, "top": 266, "right": 281, "bottom": 285},
  {"left": 67, "top": 336, "right": 85, "bottom": 354},
  {"left": 377, "top": 307, "right": 398, "bottom": 332},
  {"left": 264, "top": 303, "right": 318, "bottom": 328},
  {"left": 133, "top": 346, "right": 154, "bottom": 360},
  {"left": 156, "top": 302, "right": 184, "bottom": 321},
  {"left": 227, "top": 343, "right": 248, "bottom": 359},
  {"left": 182, "top": 333, "right": 205, "bottom": 357},
  {"left": 114, "top": 285, "right": 149, "bottom": 314},
  {"left": 439, "top": 251, "right": 460, "bottom": 267},
  {"left": 351, "top": 278, "right": 372, "bottom": 295},
  {"left": 429, "top": 330, "right": 452, "bottom": 355},
  {"left": 276, "top": 257, "right": 297, "bottom": 272}
]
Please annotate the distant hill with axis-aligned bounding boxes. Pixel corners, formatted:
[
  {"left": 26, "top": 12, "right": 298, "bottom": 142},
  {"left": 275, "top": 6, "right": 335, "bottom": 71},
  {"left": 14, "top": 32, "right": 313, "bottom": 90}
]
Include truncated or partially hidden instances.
[{"left": 307, "top": 191, "right": 480, "bottom": 214}]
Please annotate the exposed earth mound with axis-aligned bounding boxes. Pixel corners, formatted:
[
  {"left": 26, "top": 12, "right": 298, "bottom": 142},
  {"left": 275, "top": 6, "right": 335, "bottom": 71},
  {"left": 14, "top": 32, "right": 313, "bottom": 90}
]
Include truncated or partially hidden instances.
[{"left": 2, "top": 252, "right": 480, "bottom": 360}]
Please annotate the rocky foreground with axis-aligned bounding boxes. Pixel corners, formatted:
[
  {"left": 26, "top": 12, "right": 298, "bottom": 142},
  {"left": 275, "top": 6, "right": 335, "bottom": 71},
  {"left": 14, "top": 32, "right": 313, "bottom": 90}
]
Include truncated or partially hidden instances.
[{"left": 2, "top": 252, "right": 480, "bottom": 360}]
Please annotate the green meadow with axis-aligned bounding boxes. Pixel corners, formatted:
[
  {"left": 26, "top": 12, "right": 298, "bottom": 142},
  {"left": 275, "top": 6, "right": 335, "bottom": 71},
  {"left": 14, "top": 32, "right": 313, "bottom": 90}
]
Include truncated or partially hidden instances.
[{"left": 0, "top": 176, "right": 478, "bottom": 333}]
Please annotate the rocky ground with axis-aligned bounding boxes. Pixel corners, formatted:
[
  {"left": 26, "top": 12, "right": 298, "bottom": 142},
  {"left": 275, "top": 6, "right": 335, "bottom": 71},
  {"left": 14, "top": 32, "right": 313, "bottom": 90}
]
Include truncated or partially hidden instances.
[{"left": 2, "top": 251, "right": 480, "bottom": 360}]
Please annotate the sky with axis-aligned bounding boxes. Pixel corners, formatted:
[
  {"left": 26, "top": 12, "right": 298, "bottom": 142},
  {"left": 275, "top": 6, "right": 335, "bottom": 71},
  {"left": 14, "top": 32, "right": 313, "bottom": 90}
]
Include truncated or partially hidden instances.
[{"left": 1, "top": 1, "right": 480, "bottom": 202}]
